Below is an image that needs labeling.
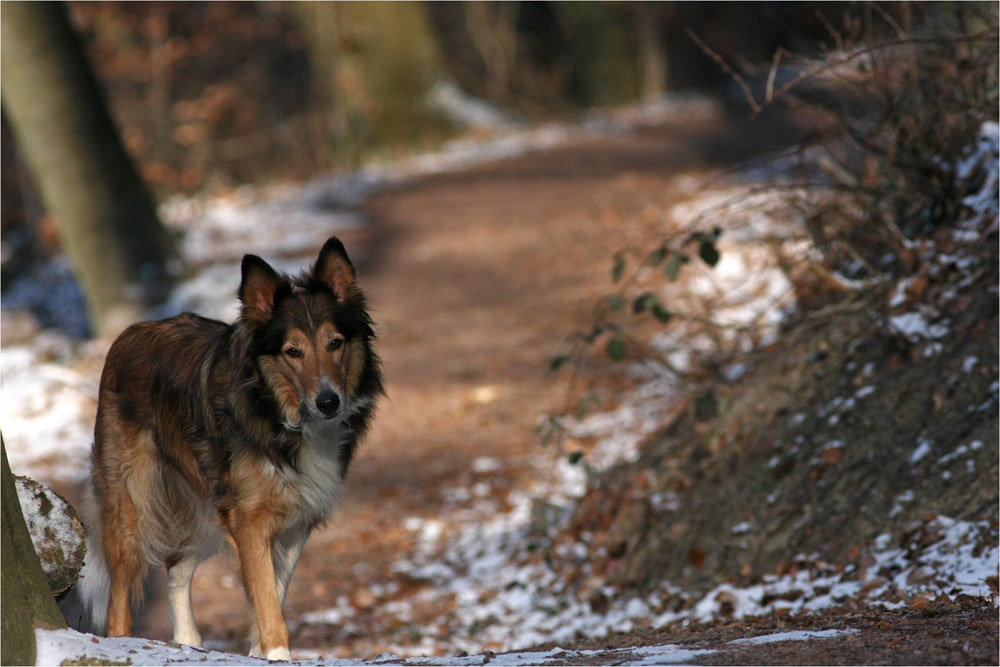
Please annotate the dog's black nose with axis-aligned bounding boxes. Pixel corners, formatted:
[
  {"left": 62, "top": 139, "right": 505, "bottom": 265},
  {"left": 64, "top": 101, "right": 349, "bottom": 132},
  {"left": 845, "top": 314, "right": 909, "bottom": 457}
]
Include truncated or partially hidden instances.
[{"left": 316, "top": 389, "right": 340, "bottom": 417}]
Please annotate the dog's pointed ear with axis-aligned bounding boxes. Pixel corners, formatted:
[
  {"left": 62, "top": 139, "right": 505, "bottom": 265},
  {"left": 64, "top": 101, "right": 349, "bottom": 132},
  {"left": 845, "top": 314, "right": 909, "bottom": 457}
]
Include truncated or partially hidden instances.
[
  {"left": 239, "top": 254, "right": 284, "bottom": 319},
  {"left": 312, "top": 237, "right": 356, "bottom": 299}
]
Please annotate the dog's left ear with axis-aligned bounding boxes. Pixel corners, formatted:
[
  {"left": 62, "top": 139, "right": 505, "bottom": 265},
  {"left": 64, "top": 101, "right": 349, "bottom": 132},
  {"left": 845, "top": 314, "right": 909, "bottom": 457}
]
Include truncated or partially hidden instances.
[{"left": 313, "top": 237, "right": 356, "bottom": 298}]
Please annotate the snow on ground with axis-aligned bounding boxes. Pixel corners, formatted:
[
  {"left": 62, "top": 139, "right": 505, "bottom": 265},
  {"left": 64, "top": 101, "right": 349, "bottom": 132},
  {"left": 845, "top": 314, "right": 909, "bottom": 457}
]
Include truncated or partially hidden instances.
[
  {"left": 0, "top": 335, "right": 103, "bottom": 482},
  {"left": 726, "top": 628, "right": 858, "bottom": 646},
  {"left": 371, "top": 468, "right": 997, "bottom": 657},
  {"left": 35, "top": 625, "right": 864, "bottom": 666},
  {"left": 35, "top": 628, "right": 269, "bottom": 667}
]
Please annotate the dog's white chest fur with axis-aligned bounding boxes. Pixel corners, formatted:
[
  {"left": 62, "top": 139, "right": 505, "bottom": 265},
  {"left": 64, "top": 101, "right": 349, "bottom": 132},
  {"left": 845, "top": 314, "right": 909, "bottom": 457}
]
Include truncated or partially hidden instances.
[{"left": 282, "top": 421, "right": 349, "bottom": 527}]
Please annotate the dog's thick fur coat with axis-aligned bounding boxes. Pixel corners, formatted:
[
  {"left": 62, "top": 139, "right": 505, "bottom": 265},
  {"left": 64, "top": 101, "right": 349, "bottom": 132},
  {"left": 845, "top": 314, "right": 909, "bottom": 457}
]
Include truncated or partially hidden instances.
[{"left": 65, "top": 238, "right": 382, "bottom": 660}]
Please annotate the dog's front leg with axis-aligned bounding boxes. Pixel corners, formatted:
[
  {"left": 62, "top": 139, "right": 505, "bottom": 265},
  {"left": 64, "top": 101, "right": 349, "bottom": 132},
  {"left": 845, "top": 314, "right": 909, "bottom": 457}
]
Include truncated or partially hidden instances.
[{"left": 228, "top": 515, "right": 291, "bottom": 661}]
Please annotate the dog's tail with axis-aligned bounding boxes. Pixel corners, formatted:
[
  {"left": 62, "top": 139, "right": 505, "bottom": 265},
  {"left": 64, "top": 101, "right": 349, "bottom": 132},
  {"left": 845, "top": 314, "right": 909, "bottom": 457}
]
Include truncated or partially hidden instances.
[{"left": 59, "top": 498, "right": 109, "bottom": 634}]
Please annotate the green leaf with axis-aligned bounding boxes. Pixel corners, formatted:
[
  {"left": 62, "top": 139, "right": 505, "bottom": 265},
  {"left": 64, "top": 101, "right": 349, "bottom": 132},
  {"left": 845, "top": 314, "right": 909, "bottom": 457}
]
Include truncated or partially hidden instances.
[
  {"left": 575, "top": 391, "right": 601, "bottom": 419},
  {"left": 567, "top": 451, "right": 584, "bottom": 465},
  {"left": 632, "top": 292, "right": 657, "bottom": 314},
  {"left": 691, "top": 229, "right": 722, "bottom": 267},
  {"left": 694, "top": 389, "right": 718, "bottom": 421},
  {"left": 633, "top": 294, "right": 671, "bottom": 323},
  {"left": 698, "top": 237, "right": 720, "bottom": 267},
  {"left": 549, "top": 354, "right": 570, "bottom": 372},
  {"left": 664, "top": 252, "right": 689, "bottom": 281},
  {"left": 606, "top": 338, "right": 627, "bottom": 361},
  {"left": 611, "top": 253, "right": 627, "bottom": 283},
  {"left": 647, "top": 246, "right": 667, "bottom": 266},
  {"left": 584, "top": 325, "right": 605, "bottom": 344},
  {"left": 537, "top": 416, "right": 564, "bottom": 447},
  {"left": 608, "top": 295, "right": 627, "bottom": 312},
  {"left": 650, "top": 303, "right": 673, "bottom": 323}
]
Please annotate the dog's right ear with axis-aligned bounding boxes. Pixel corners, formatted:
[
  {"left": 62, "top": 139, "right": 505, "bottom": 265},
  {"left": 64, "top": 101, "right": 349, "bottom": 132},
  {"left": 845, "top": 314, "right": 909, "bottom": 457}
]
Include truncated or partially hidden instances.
[{"left": 239, "top": 255, "right": 284, "bottom": 321}]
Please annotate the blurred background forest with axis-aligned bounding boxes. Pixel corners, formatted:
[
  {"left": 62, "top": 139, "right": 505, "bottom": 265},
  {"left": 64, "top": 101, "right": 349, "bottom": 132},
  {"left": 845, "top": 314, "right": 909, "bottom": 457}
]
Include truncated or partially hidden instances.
[
  {"left": 6, "top": 1, "right": 855, "bottom": 191},
  {"left": 2, "top": 3, "right": 998, "bottom": 661},
  {"left": 2, "top": 0, "right": 877, "bottom": 337}
]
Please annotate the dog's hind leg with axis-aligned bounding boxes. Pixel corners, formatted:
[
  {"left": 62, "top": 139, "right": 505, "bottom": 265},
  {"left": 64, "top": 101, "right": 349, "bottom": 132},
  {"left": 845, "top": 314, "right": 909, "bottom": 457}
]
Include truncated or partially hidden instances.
[
  {"left": 96, "top": 420, "right": 158, "bottom": 638},
  {"left": 103, "top": 489, "right": 145, "bottom": 637},
  {"left": 166, "top": 552, "right": 203, "bottom": 646}
]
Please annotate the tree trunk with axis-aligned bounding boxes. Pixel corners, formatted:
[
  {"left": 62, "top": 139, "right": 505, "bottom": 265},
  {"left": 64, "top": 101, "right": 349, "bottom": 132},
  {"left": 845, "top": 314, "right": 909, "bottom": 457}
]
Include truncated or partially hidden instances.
[
  {"left": 296, "top": 2, "right": 443, "bottom": 165},
  {"left": 633, "top": 2, "right": 669, "bottom": 100},
  {"left": 1, "top": 1, "right": 176, "bottom": 339},
  {"left": 463, "top": 2, "right": 519, "bottom": 105},
  {"left": 1, "top": 440, "right": 67, "bottom": 666}
]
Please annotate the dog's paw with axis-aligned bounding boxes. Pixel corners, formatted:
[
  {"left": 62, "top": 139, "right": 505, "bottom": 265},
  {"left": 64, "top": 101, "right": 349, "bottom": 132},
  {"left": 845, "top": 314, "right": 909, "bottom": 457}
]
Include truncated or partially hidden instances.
[
  {"left": 249, "top": 644, "right": 292, "bottom": 662},
  {"left": 250, "top": 643, "right": 292, "bottom": 662},
  {"left": 172, "top": 629, "right": 202, "bottom": 647},
  {"left": 265, "top": 646, "right": 292, "bottom": 662}
]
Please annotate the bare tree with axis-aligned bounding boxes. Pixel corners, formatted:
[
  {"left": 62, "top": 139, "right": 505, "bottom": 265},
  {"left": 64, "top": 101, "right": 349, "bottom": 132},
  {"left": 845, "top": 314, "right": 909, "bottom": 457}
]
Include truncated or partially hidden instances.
[
  {"left": 631, "top": 2, "right": 671, "bottom": 99},
  {"left": 1, "top": 1, "right": 176, "bottom": 338},
  {"left": 463, "top": 2, "right": 520, "bottom": 104}
]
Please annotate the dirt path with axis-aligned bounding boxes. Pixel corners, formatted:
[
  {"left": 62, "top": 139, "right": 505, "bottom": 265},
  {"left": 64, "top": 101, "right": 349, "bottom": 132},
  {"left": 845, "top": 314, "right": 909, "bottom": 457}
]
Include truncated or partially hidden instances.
[
  {"left": 347, "top": 107, "right": 803, "bottom": 515},
  {"left": 125, "top": 109, "right": 997, "bottom": 664},
  {"left": 295, "top": 111, "right": 810, "bottom": 653}
]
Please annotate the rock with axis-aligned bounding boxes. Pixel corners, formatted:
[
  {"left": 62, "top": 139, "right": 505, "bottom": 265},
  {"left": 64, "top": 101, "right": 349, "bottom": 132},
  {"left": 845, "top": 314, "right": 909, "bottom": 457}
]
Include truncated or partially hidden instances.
[{"left": 14, "top": 476, "right": 86, "bottom": 596}]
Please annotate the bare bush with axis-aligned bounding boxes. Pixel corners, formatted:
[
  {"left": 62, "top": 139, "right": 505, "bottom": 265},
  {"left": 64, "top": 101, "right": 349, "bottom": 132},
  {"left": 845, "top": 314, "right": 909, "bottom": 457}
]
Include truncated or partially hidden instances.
[{"left": 547, "top": 4, "right": 999, "bottom": 459}]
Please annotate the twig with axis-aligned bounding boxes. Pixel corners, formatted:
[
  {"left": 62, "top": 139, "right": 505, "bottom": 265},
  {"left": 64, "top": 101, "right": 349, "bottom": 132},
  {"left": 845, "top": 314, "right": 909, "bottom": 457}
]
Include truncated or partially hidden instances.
[
  {"left": 685, "top": 28, "right": 762, "bottom": 113},
  {"left": 765, "top": 48, "right": 787, "bottom": 106},
  {"left": 767, "top": 30, "right": 998, "bottom": 112},
  {"left": 687, "top": 27, "right": 998, "bottom": 116}
]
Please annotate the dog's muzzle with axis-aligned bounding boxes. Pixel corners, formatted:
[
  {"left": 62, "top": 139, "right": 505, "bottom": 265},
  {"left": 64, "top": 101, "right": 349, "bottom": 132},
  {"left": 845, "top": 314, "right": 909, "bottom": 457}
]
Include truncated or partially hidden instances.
[{"left": 316, "top": 387, "right": 341, "bottom": 418}]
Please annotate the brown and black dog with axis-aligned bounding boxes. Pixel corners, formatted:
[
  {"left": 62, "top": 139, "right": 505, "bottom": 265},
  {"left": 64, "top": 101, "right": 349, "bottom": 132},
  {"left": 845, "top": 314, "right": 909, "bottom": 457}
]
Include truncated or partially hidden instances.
[{"left": 66, "top": 238, "right": 382, "bottom": 660}]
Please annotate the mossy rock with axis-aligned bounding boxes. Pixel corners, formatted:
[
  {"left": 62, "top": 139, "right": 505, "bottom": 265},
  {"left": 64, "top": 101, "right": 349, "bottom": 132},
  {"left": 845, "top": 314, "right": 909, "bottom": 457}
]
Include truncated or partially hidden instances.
[{"left": 14, "top": 476, "right": 86, "bottom": 596}]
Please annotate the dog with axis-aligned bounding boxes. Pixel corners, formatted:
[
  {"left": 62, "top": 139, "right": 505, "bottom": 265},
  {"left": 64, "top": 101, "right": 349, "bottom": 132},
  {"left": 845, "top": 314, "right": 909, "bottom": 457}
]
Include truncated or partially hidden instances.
[{"left": 66, "top": 237, "right": 383, "bottom": 660}]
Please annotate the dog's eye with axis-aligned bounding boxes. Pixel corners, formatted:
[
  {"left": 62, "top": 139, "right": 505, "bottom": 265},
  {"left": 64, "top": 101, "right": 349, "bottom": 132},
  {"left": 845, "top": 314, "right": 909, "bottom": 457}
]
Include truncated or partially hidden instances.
[
  {"left": 328, "top": 338, "right": 343, "bottom": 351},
  {"left": 284, "top": 347, "right": 302, "bottom": 359}
]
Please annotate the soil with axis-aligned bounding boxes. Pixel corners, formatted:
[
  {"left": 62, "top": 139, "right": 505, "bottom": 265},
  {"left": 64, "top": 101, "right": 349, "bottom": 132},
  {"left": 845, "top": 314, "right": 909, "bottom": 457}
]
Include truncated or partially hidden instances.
[
  {"left": 543, "top": 603, "right": 998, "bottom": 665},
  {"left": 69, "top": 106, "right": 997, "bottom": 664}
]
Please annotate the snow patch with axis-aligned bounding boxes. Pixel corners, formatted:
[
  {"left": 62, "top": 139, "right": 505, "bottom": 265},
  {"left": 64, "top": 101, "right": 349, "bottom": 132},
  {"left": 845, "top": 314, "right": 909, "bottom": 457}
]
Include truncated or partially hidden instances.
[
  {"left": 35, "top": 628, "right": 277, "bottom": 667},
  {"left": 889, "top": 312, "right": 949, "bottom": 341},
  {"left": 910, "top": 438, "right": 934, "bottom": 464},
  {"left": 0, "top": 338, "right": 101, "bottom": 482},
  {"left": 955, "top": 121, "right": 999, "bottom": 230},
  {"left": 728, "top": 628, "right": 859, "bottom": 646},
  {"left": 426, "top": 81, "right": 519, "bottom": 131}
]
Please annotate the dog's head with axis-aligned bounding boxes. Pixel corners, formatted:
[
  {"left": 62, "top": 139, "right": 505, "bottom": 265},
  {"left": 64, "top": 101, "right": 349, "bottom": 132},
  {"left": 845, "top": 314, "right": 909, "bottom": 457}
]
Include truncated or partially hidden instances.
[{"left": 238, "top": 237, "right": 379, "bottom": 431}]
